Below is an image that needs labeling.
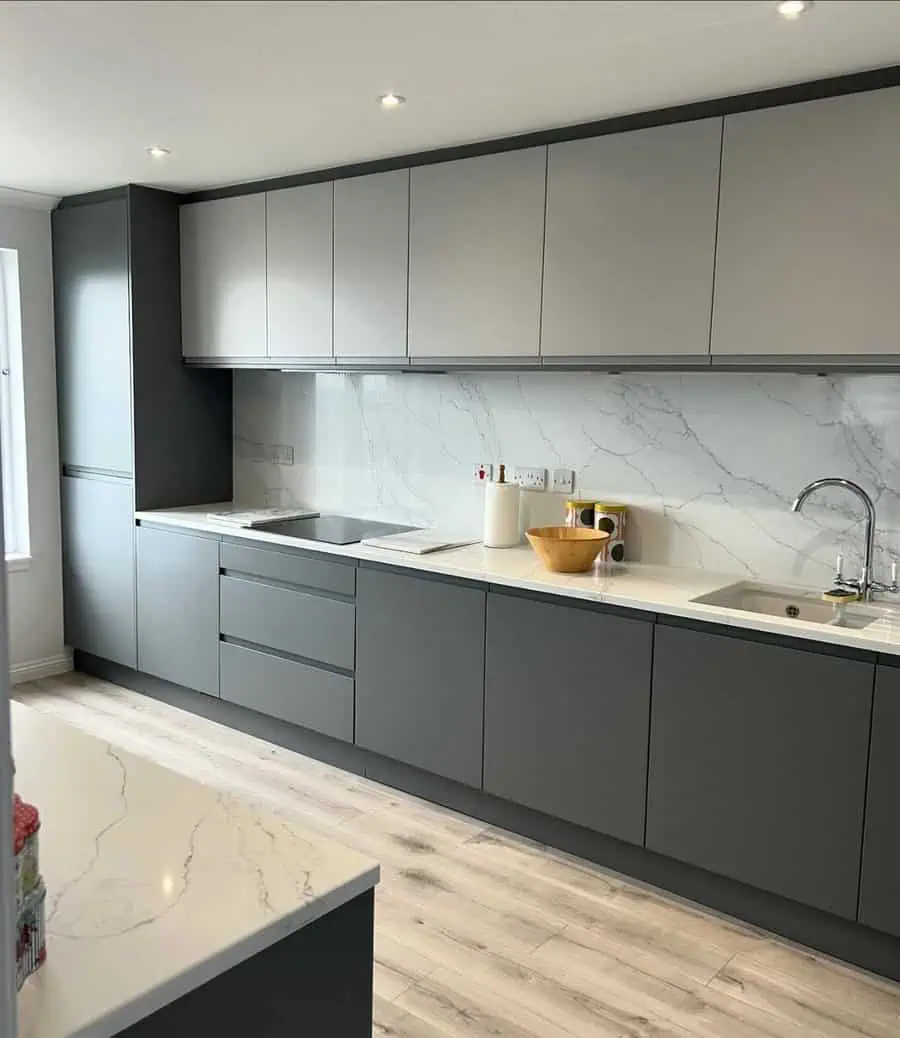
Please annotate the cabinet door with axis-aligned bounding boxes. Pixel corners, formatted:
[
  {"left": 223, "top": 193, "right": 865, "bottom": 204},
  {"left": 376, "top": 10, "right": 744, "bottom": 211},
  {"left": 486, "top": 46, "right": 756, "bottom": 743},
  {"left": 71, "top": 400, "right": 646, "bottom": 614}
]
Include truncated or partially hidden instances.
[
  {"left": 355, "top": 567, "right": 485, "bottom": 787},
  {"left": 52, "top": 200, "right": 133, "bottom": 474},
  {"left": 408, "top": 148, "right": 546, "bottom": 360},
  {"left": 266, "top": 182, "right": 333, "bottom": 360},
  {"left": 60, "top": 476, "right": 136, "bottom": 668},
  {"left": 484, "top": 593, "right": 651, "bottom": 844},
  {"left": 713, "top": 87, "right": 900, "bottom": 357},
  {"left": 647, "top": 624, "right": 872, "bottom": 919},
  {"left": 137, "top": 525, "right": 219, "bottom": 696},
  {"left": 333, "top": 170, "right": 409, "bottom": 360},
  {"left": 541, "top": 119, "right": 721, "bottom": 360},
  {"left": 180, "top": 195, "right": 266, "bottom": 359},
  {"left": 859, "top": 664, "right": 900, "bottom": 937}
]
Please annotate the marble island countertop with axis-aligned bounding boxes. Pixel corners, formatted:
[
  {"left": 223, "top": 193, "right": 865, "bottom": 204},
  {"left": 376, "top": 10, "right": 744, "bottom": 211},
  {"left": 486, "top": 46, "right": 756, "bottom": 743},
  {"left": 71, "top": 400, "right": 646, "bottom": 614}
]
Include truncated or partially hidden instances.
[
  {"left": 137, "top": 504, "right": 900, "bottom": 657},
  {"left": 12, "top": 702, "right": 379, "bottom": 1038}
]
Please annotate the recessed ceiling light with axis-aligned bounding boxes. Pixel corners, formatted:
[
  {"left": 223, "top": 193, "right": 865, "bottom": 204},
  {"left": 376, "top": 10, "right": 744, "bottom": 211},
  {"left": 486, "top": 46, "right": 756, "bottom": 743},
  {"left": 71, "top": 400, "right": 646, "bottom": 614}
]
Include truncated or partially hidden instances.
[
  {"left": 776, "top": 0, "right": 813, "bottom": 18},
  {"left": 146, "top": 146, "right": 171, "bottom": 159},
  {"left": 377, "top": 93, "right": 406, "bottom": 109}
]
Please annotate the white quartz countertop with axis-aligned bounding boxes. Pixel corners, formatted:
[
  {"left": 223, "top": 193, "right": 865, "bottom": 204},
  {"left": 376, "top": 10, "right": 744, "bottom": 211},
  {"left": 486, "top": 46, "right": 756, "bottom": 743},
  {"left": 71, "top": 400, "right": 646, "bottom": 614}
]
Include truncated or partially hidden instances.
[
  {"left": 13, "top": 702, "right": 379, "bottom": 1038},
  {"left": 137, "top": 504, "right": 900, "bottom": 657}
]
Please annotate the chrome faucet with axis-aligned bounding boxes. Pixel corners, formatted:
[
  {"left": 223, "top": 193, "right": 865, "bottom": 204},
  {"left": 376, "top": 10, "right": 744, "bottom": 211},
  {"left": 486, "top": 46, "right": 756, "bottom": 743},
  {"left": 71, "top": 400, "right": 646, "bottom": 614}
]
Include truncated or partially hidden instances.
[{"left": 791, "top": 477, "right": 897, "bottom": 601}]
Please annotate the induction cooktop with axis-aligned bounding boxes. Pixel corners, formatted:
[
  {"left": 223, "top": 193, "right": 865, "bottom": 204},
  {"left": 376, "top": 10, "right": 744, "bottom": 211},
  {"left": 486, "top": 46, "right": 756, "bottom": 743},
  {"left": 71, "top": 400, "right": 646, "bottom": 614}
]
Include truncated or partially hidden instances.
[{"left": 257, "top": 514, "right": 418, "bottom": 545}]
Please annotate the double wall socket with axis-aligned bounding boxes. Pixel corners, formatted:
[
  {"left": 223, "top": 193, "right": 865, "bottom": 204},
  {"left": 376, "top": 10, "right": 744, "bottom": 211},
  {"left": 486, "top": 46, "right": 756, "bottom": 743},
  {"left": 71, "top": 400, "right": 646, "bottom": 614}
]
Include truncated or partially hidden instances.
[
  {"left": 474, "top": 465, "right": 574, "bottom": 492},
  {"left": 512, "top": 466, "right": 547, "bottom": 490}
]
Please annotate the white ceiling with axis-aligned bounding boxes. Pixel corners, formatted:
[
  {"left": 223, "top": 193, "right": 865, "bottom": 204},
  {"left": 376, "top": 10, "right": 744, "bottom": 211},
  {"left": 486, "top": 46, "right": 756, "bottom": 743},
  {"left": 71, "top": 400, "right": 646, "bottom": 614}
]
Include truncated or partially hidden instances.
[{"left": 2, "top": 0, "right": 900, "bottom": 198}]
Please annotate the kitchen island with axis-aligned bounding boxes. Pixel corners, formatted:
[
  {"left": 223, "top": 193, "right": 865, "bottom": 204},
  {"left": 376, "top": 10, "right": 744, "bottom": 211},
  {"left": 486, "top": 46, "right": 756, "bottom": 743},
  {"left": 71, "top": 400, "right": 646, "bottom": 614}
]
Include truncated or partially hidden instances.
[{"left": 12, "top": 702, "right": 379, "bottom": 1038}]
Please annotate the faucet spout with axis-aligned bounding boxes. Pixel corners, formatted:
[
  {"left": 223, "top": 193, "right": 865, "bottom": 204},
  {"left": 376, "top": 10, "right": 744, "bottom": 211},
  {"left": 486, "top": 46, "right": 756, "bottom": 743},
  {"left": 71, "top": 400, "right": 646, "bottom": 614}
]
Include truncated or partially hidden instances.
[{"left": 791, "top": 478, "right": 877, "bottom": 600}]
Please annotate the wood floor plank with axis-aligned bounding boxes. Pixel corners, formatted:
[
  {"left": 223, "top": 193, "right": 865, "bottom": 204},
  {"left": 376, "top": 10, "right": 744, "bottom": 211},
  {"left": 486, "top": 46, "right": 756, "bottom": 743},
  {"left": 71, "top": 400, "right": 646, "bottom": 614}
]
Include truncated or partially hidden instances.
[
  {"left": 396, "top": 967, "right": 586, "bottom": 1038},
  {"left": 374, "top": 994, "right": 453, "bottom": 1038},
  {"left": 709, "top": 949, "right": 900, "bottom": 1038},
  {"left": 16, "top": 679, "right": 900, "bottom": 1038}
]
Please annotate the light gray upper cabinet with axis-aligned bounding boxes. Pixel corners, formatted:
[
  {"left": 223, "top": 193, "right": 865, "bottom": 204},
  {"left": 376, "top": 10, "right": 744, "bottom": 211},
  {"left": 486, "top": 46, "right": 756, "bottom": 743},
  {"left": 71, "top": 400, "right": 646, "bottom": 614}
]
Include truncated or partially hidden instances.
[
  {"left": 266, "top": 182, "right": 334, "bottom": 360},
  {"left": 712, "top": 87, "right": 900, "bottom": 358},
  {"left": 180, "top": 195, "right": 267, "bottom": 359},
  {"left": 541, "top": 119, "right": 722, "bottom": 360},
  {"left": 408, "top": 148, "right": 547, "bottom": 361},
  {"left": 333, "top": 170, "right": 409, "bottom": 360},
  {"left": 137, "top": 525, "right": 220, "bottom": 697}
]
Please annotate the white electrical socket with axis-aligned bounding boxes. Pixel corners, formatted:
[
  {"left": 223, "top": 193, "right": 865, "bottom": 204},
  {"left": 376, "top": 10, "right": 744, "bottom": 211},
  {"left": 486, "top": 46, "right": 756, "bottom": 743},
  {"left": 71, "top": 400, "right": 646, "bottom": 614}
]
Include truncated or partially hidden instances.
[
  {"left": 550, "top": 468, "right": 575, "bottom": 494},
  {"left": 473, "top": 463, "right": 494, "bottom": 485},
  {"left": 512, "top": 466, "right": 547, "bottom": 491}
]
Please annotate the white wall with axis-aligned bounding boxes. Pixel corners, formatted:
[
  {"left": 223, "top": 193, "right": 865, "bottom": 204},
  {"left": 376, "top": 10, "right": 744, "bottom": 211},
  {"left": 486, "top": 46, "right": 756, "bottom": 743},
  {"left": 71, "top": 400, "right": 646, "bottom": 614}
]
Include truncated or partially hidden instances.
[
  {"left": 235, "top": 369, "right": 900, "bottom": 589},
  {"left": 0, "top": 199, "right": 66, "bottom": 679}
]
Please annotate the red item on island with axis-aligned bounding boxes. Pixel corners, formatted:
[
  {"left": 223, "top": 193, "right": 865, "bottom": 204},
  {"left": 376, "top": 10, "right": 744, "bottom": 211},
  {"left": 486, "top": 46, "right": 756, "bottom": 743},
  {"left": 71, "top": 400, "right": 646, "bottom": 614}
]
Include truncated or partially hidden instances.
[{"left": 13, "top": 793, "right": 40, "bottom": 907}]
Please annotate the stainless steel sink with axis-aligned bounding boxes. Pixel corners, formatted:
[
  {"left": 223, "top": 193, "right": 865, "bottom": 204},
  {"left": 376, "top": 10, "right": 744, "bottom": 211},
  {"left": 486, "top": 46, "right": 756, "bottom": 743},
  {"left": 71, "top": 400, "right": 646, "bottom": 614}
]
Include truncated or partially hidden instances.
[{"left": 692, "top": 582, "right": 881, "bottom": 630}]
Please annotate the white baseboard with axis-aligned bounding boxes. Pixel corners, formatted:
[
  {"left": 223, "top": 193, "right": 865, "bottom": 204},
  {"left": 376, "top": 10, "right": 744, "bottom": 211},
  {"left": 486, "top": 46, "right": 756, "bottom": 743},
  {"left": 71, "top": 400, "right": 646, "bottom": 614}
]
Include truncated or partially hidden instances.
[{"left": 10, "top": 650, "right": 73, "bottom": 685}]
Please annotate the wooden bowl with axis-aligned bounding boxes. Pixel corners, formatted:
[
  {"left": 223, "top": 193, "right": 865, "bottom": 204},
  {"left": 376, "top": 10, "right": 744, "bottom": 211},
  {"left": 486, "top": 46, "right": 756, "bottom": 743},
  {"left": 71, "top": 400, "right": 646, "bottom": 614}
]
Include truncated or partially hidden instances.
[{"left": 526, "top": 526, "right": 610, "bottom": 573}]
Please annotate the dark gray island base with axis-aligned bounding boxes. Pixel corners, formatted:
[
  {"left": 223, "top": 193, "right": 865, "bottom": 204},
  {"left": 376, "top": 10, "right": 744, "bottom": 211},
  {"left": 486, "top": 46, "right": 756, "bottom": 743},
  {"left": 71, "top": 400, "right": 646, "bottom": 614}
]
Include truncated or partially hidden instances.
[{"left": 117, "top": 891, "right": 374, "bottom": 1038}]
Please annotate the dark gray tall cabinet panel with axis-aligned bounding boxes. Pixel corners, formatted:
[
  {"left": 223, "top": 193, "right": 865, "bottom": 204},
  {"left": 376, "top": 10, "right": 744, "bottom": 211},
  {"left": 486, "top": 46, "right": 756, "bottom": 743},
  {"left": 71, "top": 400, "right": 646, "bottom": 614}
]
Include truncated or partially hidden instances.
[
  {"left": 647, "top": 624, "right": 873, "bottom": 919},
  {"left": 137, "top": 525, "right": 219, "bottom": 697},
  {"left": 355, "top": 567, "right": 485, "bottom": 787},
  {"left": 61, "top": 477, "right": 136, "bottom": 667},
  {"left": 53, "top": 200, "right": 133, "bottom": 476},
  {"left": 859, "top": 664, "right": 900, "bottom": 937},
  {"left": 53, "top": 187, "right": 233, "bottom": 664},
  {"left": 129, "top": 189, "right": 233, "bottom": 509},
  {"left": 483, "top": 592, "right": 652, "bottom": 845}
]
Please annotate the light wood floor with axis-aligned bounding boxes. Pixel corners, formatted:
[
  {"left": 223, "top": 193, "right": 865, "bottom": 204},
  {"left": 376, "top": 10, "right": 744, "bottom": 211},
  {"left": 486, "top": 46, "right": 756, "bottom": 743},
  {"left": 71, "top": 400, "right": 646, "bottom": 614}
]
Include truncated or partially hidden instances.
[{"left": 15, "top": 672, "right": 900, "bottom": 1038}]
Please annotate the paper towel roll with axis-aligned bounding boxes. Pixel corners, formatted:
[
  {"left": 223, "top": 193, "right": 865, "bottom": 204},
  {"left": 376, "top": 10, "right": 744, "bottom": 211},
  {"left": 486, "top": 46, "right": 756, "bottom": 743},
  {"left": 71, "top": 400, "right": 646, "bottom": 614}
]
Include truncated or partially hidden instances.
[{"left": 483, "top": 481, "right": 521, "bottom": 548}]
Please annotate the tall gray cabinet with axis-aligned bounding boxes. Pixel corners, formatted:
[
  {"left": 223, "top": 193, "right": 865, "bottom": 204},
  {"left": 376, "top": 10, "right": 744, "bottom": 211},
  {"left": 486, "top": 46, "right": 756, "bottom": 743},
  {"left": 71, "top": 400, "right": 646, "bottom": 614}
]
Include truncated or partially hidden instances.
[{"left": 53, "top": 186, "right": 233, "bottom": 668}]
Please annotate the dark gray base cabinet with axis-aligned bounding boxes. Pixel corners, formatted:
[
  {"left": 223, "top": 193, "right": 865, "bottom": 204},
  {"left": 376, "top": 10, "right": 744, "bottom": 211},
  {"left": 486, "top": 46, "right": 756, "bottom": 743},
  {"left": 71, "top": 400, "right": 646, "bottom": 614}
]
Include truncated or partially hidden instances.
[
  {"left": 647, "top": 624, "right": 873, "bottom": 919},
  {"left": 483, "top": 592, "right": 652, "bottom": 845},
  {"left": 136, "top": 525, "right": 219, "bottom": 697},
  {"left": 859, "top": 664, "right": 900, "bottom": 938},
  {"left": 220, "top": 641, "right": 354, "bottom": 744},
  {"left": 61, "top": 476, "right": 137, "bottom": 669},
  {"left": 355, "top": 567, "right": 485, "bottom": 787}
]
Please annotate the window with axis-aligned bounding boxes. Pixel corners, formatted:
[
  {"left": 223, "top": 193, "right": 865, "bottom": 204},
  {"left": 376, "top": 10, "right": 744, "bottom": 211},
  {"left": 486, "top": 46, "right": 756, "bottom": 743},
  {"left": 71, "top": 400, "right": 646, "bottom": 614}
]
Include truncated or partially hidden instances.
[{"left": 0, "top": 249, "right": 29, "bottom": 562}]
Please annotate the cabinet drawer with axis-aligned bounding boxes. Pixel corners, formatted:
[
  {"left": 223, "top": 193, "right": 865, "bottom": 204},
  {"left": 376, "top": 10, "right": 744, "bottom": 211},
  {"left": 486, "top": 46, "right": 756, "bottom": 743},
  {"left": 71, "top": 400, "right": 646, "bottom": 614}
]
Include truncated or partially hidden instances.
[
  {"left": 221, "top": 542, "right": 356, "bottom": 597},
  {"left": 220, "top": 641, "right": 353, "bottom": 742},
  {"left": 220, "top": 575, "right": 355, "bottom": 671}
]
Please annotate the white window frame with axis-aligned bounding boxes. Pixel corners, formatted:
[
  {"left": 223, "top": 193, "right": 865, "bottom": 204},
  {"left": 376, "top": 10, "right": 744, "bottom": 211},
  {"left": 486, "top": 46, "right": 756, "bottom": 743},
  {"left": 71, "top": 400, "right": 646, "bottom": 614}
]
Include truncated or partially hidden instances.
[{"left": 0, "top": 248, "right": 30, "bottom": 566}]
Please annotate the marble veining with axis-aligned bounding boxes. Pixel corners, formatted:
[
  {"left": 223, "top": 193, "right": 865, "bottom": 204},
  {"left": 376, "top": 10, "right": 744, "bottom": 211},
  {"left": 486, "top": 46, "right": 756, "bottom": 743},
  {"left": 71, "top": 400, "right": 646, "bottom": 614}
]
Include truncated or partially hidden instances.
[
  {"left": 234, "top": 370, "right": 900, "bottom": 587},
  {"left": 12, "top": 702, "right": 378, "bottom": 1038}
]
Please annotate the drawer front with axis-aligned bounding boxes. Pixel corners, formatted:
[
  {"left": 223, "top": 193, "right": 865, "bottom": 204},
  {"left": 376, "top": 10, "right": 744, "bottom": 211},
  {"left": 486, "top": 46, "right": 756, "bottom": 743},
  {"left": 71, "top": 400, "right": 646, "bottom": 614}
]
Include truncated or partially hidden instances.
[
  {"left": 220, "top": 641, "right": 354, "bottom": 742},
  {"left": 221, "top": 542, "right": 356, "bottom": 597},
  {"left": 220, "top": 575, "right": 355, "bottom": 671}
]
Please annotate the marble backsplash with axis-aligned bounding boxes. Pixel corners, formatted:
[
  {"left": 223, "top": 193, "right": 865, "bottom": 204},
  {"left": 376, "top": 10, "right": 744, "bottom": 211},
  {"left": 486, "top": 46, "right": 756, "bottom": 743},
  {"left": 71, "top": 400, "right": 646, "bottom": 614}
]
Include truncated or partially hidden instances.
[{"left": 233, "top": 370, "right": 900, "bottom": 586}]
